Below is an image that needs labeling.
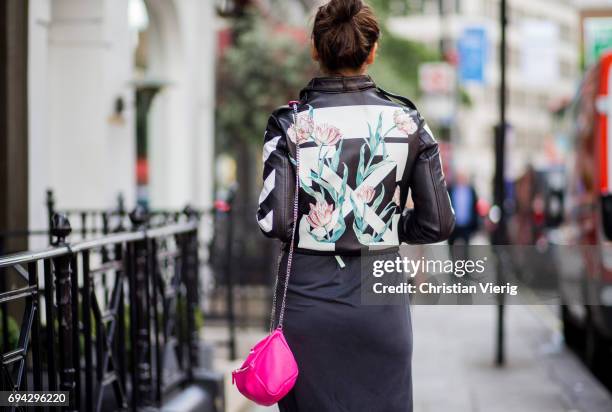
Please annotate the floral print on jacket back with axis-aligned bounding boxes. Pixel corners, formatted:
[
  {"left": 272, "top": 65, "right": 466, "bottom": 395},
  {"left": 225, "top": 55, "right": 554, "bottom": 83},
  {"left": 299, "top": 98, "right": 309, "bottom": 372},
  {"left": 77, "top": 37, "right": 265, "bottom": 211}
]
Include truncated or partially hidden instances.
[
  {"left": 257, "top": 77, "right": 455, "bottom": 253},
  {"left": 282, "top": 104, "right": 418, "bottom": 251}
]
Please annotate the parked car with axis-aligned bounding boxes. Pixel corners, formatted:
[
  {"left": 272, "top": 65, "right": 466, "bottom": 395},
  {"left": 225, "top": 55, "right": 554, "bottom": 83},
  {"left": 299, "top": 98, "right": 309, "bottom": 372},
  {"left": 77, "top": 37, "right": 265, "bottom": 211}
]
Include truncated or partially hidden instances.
[{"left": 554, "top": 51, "right": 612, "bottom": 375}]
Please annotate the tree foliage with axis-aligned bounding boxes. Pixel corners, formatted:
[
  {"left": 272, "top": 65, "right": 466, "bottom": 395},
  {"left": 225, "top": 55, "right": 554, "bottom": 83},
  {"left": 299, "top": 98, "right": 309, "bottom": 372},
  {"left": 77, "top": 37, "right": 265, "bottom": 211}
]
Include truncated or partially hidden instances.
[
  {"left": 216, "top": 12, "right": 316, "bottom": 149},
  {"left": 367, "top": 0, "right": 440, "bottom": 98}
]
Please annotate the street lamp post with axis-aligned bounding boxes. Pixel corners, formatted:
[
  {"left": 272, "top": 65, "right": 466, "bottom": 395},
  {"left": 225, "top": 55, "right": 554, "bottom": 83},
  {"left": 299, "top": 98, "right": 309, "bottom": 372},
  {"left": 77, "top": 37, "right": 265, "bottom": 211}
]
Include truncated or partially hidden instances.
[
  {"left": 493, "top": 0, "right": 508, "bottom": 367},
  {"left": 438, "top": 0, "right": 446, "bottom": 56}
]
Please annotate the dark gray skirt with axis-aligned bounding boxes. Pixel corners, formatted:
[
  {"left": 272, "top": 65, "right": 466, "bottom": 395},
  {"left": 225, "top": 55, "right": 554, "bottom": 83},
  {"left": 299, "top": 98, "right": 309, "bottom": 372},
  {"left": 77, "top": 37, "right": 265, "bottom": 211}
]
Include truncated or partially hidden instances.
[{"left": 276, "top": 252, "right": 413, "bottom": 412}]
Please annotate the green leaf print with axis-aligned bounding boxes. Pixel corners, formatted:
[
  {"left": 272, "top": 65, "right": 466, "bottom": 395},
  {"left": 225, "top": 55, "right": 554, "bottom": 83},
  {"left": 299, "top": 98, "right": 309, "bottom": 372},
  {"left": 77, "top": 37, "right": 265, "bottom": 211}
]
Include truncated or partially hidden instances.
[
  {"left": 350, "top": 111, "right": 403, "bottom": 245},
  {"left": 301, "top": 179, "right": 326, "bottom": 204},
  {"left": 371, "top": 186, "right": 385, "bottom": 213},
  {"left": 338, "top": 163, "right": 348, "bottom": 205},
  {"left": 357, "top": 145, "right": 366, "bottom": 186},
  {"left": 310, "top": 171, "right": 337, "bottom": 203},
  {"left": 372, "top": 218, "right": 393, "bottom": 243},
  {"left": 366, "top": 123, "right": 374, "bottom": 148},
  {"left": 363, "top": 159, "right": 393, "bottom": 182},
  {"left": 329, "top": 139, "right": 342, "bottom": 173},
  {"left": 329, "top": 217, "right": 346, "bottom": 242},
  {"left": 349, "top": 195, "right": 364, "bottom": 230}
]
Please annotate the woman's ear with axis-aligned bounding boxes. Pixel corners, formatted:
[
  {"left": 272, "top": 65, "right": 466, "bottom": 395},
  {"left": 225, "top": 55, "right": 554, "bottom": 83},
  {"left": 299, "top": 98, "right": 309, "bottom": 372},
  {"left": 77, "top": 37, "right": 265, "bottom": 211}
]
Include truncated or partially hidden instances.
[
  {"left": 311, "top": 40, "right": 319, "bottom": 62},
  {"left": 366, "top": 42, "right": 378, "bottom": 65}
]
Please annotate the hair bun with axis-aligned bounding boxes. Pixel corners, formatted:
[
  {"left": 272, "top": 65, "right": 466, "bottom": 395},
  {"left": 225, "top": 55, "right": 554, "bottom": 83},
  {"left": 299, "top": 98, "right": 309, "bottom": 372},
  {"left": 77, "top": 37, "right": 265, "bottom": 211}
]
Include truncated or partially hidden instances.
[
  {"left": 326, "top": 0, "right": 363, "bottom": 24},
  {"left": 312, "top": 0, "right": 380, "bottom": 72}
]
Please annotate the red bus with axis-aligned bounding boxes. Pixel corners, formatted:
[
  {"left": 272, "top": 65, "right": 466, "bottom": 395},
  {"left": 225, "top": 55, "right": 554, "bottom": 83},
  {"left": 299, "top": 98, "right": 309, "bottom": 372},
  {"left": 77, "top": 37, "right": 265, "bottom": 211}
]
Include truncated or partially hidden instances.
[{"left": 557, "top": 51, "right": 612, "bottom": 375}]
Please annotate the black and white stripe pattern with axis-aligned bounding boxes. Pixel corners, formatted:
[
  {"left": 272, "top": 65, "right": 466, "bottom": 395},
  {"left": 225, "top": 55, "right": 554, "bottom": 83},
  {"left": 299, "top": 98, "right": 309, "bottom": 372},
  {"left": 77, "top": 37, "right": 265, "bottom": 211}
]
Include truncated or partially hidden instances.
[{"left": 257, "top": 115, "right": 290, "bottom": 238}]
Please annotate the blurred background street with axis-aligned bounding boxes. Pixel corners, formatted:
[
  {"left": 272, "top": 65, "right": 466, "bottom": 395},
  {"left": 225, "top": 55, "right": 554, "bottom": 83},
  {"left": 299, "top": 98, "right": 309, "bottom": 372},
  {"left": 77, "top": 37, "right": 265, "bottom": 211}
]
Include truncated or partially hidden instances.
[
  {"left": 1, "top": 0, "right": 612, "bottom": 411},
  {"left": 249, "top": 305, "right": 612, "bottom": 412}
]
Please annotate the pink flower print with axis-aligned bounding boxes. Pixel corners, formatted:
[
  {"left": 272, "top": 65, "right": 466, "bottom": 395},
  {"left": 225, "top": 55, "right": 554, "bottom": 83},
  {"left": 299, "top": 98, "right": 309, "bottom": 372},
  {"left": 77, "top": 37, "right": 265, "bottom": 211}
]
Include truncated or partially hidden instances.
[
  {"left": 314, "top": 124, "right": 342, "bottom": 146},
  {"left": 287, "top": 113, "right": 314, "bottom": 144},
  {"left": 393, "top": 110, "right": 418, "bottom": 136},
  {"left": 306, "top": 200, "right": 334, "bottom": 229},
  {"left": 356, "top": 185, "right": 376, "bottom": 204},
  {"left": 393, "top": 186, "right": 401, "bottom": 205}
]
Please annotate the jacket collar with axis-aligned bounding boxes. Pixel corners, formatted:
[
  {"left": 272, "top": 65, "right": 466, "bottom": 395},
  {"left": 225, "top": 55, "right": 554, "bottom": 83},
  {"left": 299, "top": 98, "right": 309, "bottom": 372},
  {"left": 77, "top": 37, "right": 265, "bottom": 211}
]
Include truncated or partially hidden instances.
[{"left": 300, "top": 75, "right": 376, "bottom": 97}]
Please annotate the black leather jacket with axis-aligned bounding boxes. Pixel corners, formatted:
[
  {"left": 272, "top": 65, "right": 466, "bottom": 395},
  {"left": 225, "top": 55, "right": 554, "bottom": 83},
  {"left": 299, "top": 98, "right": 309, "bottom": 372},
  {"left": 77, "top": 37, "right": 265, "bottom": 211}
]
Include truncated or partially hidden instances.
[{"left": 256, "top": 75, "right": 455, "bottom": 255}]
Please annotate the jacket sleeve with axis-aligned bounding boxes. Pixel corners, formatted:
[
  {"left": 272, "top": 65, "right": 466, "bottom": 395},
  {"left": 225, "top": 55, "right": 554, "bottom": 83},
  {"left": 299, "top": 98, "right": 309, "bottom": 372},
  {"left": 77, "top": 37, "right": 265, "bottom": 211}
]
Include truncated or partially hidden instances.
[
  {"left": 256, "top": 113, "right": 294, "bottom": 242},
  {"left": 399, "top": 115, "right": 455, "bottom": 244}
]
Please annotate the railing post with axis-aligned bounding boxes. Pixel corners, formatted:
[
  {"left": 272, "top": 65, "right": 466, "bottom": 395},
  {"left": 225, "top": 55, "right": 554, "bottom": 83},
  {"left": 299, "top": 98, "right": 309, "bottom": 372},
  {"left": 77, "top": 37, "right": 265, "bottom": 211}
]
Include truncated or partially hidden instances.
[
  {"left": 115, "top": 193, "right": 126, "bottom": 232},
  {"left": 28, "top": 261, "right": 43, "bottom": 391},
  {"left": 182, "top": 206, "right": 200, "bottom": 376},
  {"left": 80, "top": 211, "right": 87, "bottom": 239},
  {"left": 224, "top": 194, "right": 237, "bottom": 361},
  {"left": 46, "top": 189, "right": 55, "bottom": 245},
  {"left": 115, "top": 241, "right": 128, "bottom": 403},
  {"left": 51, "top": 213, "right": 77, "bottom": 411},
  {"left": 101, "top": 211, "right": 110, "bottom": 263},
  {"left": 0, "top": 237, "right": 8, "bottom": 371},
  {"left": 128, "top": 206, "right": 153, "bottom": 408},
  {"left": 116, "top": 193, "right": 125, "bottom": 217},
  {"left": 81, "top": 249, "right": 94, "bottom": 412}
]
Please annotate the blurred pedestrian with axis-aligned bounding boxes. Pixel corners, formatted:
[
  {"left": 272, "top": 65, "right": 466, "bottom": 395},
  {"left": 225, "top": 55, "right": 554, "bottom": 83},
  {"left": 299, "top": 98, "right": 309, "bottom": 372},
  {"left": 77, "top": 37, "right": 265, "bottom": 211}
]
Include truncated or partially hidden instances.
[
  {"left": 448, "top": 171, "right": 479, "bottom": 259},
  {"left": 255, "top": 1, "right": 454, "bottom": 411}
]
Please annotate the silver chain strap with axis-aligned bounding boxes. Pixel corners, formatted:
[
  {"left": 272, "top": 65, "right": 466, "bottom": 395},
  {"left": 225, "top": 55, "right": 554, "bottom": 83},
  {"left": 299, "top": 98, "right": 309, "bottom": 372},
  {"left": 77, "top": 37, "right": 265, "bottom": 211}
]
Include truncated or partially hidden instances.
[
  {"left": 268, "top": 246, "right": 283, "bottom": 332},
  {"left": 269, "top": 102, "right": 301, "bottom": 332}
]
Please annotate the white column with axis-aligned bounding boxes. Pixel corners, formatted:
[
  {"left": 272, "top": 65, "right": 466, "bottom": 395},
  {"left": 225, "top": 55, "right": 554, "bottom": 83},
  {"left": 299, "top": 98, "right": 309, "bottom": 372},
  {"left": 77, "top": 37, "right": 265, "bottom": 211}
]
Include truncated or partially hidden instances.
[
  {"left": 194, "top": 0, "right": 216, "bottom": 210},
  {"left": 146, "top": 0, "right": 215, "bottom": 210},
  {"left": 103, "top": 0, "right": 137, "bottom": 208},
  {"left": 29, "top": 0, "right": 135, "bottom": 222},
  {"left": 147, "top": 0, "right": 190, "bottom": 209},
  {"left": 28, "top": 0, "right": 136, "bottom": 246},
  {"left": 176, "top": 0, "right": 216, "bottom": 210}
]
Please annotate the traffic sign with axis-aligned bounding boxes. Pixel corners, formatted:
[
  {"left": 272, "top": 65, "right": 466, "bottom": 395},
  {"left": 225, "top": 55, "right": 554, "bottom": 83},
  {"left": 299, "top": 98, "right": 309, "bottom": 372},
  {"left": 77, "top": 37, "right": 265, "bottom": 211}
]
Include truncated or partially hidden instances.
[
  {"left": 584, "top": 17, "right": 612, "bottom": 67},
  {"left": 458, "top": 27, "right": 487, "bottom": 84},
  {"left": 419, "top": 63, "right": 456, "bottom": 94}
]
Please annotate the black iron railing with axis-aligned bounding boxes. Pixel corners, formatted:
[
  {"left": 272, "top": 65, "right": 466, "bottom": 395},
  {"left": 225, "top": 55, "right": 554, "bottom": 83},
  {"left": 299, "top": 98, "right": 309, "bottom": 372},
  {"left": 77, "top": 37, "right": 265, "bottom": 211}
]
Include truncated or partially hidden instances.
[
  {"left": 0, "top": 211, "right": 201, "bottom": 411},
  {"left": 44, "top": 190, "right": 206, "bottom": 242},
  {"left": 0, "top": 187, "right": 275, "bottom": 367}
]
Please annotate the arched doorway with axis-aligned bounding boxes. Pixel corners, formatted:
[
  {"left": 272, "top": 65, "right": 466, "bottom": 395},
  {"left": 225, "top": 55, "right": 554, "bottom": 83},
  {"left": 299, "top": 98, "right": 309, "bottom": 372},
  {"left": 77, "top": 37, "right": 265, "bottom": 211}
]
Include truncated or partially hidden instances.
[{"left": 130, "top": 0, "right": 194, "bottom": 209}]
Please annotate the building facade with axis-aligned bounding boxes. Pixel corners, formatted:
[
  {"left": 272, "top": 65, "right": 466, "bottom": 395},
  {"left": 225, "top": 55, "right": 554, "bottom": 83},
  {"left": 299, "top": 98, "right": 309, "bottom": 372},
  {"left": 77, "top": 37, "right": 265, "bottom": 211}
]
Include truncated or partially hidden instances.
[{"left": 26, "top": 0, "right": 216, "bottom": 248}]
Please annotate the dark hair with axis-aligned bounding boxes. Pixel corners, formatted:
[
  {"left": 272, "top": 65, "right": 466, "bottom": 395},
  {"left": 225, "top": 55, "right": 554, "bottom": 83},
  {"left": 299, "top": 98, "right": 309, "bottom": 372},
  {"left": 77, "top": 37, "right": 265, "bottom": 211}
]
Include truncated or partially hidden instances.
[{"left": 312, "top": 0, "right": 380, "bottom": 73}]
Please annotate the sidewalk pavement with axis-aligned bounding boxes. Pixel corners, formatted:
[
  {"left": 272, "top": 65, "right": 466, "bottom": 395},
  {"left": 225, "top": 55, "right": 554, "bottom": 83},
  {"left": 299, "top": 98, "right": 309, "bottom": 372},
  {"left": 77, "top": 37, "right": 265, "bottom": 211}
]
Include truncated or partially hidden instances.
[
  {"left": 244, "top": 305, "right": 612, "bottom": 412},
  {"left": 202, "top": 325, "right": 267, "bottom": 412}
]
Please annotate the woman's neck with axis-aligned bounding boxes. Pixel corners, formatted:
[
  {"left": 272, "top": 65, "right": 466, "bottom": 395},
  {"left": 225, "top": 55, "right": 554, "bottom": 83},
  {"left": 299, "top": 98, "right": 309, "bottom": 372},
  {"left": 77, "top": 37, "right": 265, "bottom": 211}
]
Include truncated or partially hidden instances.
[{"left": 321, "top": 66, "right": 367, "bottom": 77}]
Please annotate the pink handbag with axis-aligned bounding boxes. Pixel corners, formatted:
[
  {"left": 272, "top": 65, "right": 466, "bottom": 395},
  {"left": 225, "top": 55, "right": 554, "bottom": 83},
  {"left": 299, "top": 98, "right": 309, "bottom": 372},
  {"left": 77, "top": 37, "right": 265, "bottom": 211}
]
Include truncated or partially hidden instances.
[{"left": 232, "top": 101, "right": 302, "bottom": 405}]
